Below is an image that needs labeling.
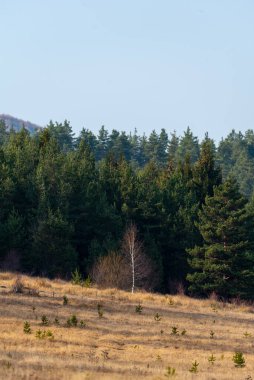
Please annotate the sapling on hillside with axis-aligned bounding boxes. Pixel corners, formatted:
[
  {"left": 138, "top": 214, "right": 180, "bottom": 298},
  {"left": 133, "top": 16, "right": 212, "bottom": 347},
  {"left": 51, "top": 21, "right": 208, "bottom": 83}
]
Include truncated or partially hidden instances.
[
  {"left": 67, "top": 315, "right": 78, "bottom": 327},
  {"left": 135, "top": 303, "right": 143, "bottom": 314},
  {"left": 97, "top": 304, "right": 103, "bottom": 318},
  {"left": 165, "top": 366, "right": 176, "bottom": 377},
  {"left": 41, "top": 315, "right": 49, "bottom": 325},
  {"left": 171, "top": 326, "right": 179, "bottom": 335},
  {"left": 233, "top": 352, "right": 245, "bottom": 368},
  {"left": 189, "top": 360, "right": 199, "bottom": 373},
  {"left": 154, "top": 313, "right": 161, "bottom": 322},
  {"left": 23, "top": 321, "right": 31, "bottom": 334},
  {"left": 208, "top": 354, "right": 216, "bottom": 365}
]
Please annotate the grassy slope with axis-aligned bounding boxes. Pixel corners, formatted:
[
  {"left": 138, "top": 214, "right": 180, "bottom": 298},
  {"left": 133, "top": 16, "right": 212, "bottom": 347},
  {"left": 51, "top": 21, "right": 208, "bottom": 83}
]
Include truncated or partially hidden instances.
[{"left": 0, "top": 272, "right": 254, "bottom": 380}]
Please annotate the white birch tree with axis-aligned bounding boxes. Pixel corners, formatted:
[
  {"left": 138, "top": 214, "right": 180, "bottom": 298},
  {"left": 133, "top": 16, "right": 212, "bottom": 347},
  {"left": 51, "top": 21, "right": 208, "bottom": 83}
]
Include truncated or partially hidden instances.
[{"left": 121, "top": 223, "right": 152, "bottom": 293}]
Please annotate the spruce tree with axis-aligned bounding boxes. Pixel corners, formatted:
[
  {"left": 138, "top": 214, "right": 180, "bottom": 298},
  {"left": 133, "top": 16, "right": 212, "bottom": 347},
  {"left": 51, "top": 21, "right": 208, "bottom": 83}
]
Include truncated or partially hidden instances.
[
  {"left": 187, "top": 177, "right": 254, "bottom": 299},
  {"left": 193, "top": 137, "right": 222, "bottom": 204}
]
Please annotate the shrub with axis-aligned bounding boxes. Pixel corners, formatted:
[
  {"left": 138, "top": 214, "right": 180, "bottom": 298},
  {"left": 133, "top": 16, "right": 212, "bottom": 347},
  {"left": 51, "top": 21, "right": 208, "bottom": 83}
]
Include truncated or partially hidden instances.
[
  {"left": 28, "top": 287, "right": 40, "bottom": 296},
  {"left": 12, "top": 276, "right": 24, "bottom": 293},
  {"left": 91, "top": 251, "right": 128, "bottom": 289}
]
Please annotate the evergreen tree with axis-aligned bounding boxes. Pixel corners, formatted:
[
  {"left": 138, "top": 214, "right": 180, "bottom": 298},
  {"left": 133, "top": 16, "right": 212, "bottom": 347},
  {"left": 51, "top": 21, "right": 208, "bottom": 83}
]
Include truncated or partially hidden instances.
[
  {"left": 176, "top": 127, "right": 200, "bottom": 164},
  {"left": 76, "top": 128, "right": 98, "bottom": 153},
  {"left": 27, "top": 209, "right": 77, "bottom": 277},
  {"left": 96, "top": 125, "right": 109, "bottom": 160},
  {"left": 168, "top": 130, "right": 179, "bottom": 161},
  {"left": 193, "top": 137, "right": 222, "bottom": 203},
  {"left": 0, "top": 120, "right": 9, "bottom": 146},
  {"left": 47, "top": 120, "right": 75, "bottom": 152},
  {"left": 187, "top": 177, "right": 254, "bottom": 299}
]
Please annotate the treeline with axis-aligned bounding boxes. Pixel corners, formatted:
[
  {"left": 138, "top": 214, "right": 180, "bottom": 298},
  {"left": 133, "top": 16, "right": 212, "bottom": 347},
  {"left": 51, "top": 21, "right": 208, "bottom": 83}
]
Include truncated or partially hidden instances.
[
  {"left": 42, "top": 122, "right": 254, "bottom": 198},
  {"left": 1, "top": 119, "right": 254, "bottom": 299}
]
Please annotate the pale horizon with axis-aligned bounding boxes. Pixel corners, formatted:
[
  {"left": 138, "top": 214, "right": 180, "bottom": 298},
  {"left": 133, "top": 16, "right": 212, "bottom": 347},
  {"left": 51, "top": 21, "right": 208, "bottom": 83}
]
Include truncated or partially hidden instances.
[{"left": 1, "top": 0, "right": 254, "bottom": 141}]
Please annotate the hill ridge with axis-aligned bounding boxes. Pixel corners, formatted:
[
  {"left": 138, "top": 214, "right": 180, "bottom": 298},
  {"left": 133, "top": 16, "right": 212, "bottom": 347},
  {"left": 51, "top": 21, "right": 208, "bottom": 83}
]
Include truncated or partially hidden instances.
[{"left": 0, "top": 114, "right": 42, "bottom": 134}]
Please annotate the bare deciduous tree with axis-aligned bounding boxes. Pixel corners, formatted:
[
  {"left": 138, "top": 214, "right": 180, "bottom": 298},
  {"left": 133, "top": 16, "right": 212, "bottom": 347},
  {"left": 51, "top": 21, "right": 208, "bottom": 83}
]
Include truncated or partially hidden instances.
[{"left": 121, "top": 223, "right": 153, "bottom": 293}]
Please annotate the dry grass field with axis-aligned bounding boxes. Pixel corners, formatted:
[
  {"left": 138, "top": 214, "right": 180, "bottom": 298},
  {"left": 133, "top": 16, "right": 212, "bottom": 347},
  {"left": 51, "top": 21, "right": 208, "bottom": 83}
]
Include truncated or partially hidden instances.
[{"left": 1, "top": 272, "right": 254, "bottom": 380}]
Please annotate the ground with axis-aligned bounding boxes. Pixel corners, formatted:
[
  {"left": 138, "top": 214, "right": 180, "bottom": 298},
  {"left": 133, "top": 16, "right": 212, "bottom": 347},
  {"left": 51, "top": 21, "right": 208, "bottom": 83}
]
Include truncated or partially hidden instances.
[{"left": 0, "top": 272, "right": 254, "bottom": 380}]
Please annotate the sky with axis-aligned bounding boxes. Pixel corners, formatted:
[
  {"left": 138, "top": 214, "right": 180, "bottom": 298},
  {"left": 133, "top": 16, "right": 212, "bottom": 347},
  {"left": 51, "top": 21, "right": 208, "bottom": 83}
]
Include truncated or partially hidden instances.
[{"left": 1, "top": 0, "right": 254, "bottom": 141}]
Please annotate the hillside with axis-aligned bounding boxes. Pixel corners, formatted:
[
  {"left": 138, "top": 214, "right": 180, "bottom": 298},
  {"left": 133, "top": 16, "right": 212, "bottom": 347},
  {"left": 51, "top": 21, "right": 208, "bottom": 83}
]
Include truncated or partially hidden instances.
[
  {"left": 0, "top": 273, "right": 254, "bottom": 379},
  {"left": 0, "top": 114, "right": 42, "bottom": 134}
]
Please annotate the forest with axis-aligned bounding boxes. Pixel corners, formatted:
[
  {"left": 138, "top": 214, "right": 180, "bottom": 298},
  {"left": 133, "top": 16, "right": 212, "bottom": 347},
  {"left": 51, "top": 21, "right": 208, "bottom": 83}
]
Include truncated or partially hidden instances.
[{"left": 1, "top": 119, "right": 254, "bottom": 299}]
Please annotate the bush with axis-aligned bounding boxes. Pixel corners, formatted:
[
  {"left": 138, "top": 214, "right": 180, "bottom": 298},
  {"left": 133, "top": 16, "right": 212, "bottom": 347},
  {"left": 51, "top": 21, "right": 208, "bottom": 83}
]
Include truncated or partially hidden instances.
[
  {"left": 12, "top": 276, "right": 24, "bottom": 293},
  {"left": 91, "top": 251, "right": 128, "bottom": 289}
]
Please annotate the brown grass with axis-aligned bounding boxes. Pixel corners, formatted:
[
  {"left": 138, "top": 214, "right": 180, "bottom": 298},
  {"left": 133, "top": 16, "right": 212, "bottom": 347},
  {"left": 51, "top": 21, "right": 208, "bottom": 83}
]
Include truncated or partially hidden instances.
[{"left": 0, "top": 272, "right": 254, "bottom": 379}]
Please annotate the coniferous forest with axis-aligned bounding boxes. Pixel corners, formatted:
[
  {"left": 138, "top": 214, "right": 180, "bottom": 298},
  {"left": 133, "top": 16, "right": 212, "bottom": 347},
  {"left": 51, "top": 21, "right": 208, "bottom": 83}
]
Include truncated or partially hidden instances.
[{"left": 1, "top": 118, "right": 254, "bottom": 299}]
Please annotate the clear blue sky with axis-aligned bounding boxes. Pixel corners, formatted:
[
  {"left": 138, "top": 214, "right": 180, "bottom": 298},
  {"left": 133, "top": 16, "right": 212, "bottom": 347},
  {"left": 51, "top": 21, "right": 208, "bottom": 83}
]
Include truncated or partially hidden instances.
[{"left": 1, "top": 0, "right": 254, "bottom": 141}]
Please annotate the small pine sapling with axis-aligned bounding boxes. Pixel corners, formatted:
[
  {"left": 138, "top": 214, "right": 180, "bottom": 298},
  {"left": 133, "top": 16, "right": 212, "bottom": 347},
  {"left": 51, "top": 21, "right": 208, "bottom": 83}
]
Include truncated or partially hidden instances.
[
  {"left": 165, "top": 366, "right": 176, "bottom": 377},
  {"left": 71, "top": 268, "right": 83, "bottom": 285},
  {"left": 36, "top": 329, "right": 54, "bottom": 339},
  {"left": 171, "top": 326, "right": 179, "bottom": 335},
  {"left": 189, "top": 360, "right": 199, "bottom": 373},
  {"left": 83, "top": 275, "right": 92, "bottom": 288},
  {"left": 23, "top": 321, "right": 32, "bottom": 334},
  {"left": 154, "top": 313, "right": 161, "bottom": 322},
  {"left": 208, "top": 354, "right": 216, "bottom": 365},
  {"left": 67, "top": 315, "right": 78, "bottom": 327},
  {"left": 97, "top": 304, "right": 103, "bottom": 318},
  {"left": 41, "top": 315, "right": 49, "bottom": 326},
  {"left": 233, "top": 352, "right": 245, "bottom": 368},
  {"left": 63, "top": 295, "right": 68, "bottom": 305},
  {"left": 135, "top": 303, "right": 143, "bottom": 314},
  {"left": 54, "top": 317, "right": 60, "bottom": 325}
]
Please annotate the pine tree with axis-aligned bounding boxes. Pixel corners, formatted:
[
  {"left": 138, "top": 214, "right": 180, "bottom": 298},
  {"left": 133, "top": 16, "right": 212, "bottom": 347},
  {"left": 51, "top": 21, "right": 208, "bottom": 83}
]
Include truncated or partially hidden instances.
[
  {"left": 187, "top": 177, "right": 254, "bottom": 299},
  {"left": 47, "top": 120, "right": 75, "bottom": 152},
  {"left": 193, "top": 136, "right": 222, "bottom": 204},
  {"left": 27, "top": 208, "right": 77, "bottom": 277},
  {"left": 176, "top": 127, "right": 200, "bottom": 164}
]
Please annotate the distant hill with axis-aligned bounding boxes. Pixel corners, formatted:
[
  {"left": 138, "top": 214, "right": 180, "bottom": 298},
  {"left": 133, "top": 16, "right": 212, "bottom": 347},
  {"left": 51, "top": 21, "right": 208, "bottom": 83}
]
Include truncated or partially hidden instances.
[{"left": 0, "top": 114, "right": 42, "bottom": 134}]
